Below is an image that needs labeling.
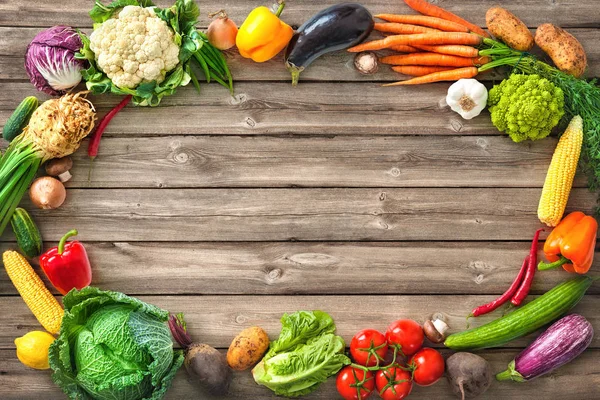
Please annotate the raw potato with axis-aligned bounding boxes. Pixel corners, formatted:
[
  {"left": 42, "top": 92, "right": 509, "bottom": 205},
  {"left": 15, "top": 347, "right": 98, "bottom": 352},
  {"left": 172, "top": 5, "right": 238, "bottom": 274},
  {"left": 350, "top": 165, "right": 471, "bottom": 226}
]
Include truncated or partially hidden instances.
[
  {"left": 535, "top": 23, "right": 587, "bottom": 77},
  {"left": 486, "top": 7, "right": 533, "bottom": 51},
  {"left": 227, "top": 326, "right": 270, "bottom": 371}
]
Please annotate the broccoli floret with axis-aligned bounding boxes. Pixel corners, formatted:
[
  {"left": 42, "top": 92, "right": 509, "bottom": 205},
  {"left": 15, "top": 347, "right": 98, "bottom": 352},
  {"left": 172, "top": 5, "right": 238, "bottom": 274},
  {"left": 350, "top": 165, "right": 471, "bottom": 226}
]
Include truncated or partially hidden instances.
[{"left": 487, "top": 74, "right": 565, "bottom": 142}]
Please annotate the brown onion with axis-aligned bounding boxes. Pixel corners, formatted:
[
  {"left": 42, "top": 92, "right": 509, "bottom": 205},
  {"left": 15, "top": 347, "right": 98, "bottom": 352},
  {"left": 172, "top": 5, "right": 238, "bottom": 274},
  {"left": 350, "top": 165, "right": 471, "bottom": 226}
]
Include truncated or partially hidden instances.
[
  {"left": 29, "top": 176, "right": 66, "bottom": 209},
  {"left": 207, "top": 10, "right": 238, "bottom": 50}
]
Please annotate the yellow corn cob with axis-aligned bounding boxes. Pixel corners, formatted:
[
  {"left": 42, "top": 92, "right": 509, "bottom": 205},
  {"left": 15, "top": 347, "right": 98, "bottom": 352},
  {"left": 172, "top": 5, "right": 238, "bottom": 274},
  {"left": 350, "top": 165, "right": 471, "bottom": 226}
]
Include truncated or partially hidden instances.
[
  {"left": 538, "top": 115, "right": 584, "bottom": 227},
  {"left": 3, "top": 251, "right": 63, "bottom": 334}
]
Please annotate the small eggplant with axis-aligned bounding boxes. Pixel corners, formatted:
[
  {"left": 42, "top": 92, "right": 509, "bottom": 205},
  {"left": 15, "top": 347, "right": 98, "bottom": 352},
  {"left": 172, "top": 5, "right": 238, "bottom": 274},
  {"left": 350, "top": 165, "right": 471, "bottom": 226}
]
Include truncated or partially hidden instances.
[
  {"left": 284, "top": 3, "right": 374, "bottom": 85},
  {"left": 496, "top": 314, "right": 593, "bottom": 382}
]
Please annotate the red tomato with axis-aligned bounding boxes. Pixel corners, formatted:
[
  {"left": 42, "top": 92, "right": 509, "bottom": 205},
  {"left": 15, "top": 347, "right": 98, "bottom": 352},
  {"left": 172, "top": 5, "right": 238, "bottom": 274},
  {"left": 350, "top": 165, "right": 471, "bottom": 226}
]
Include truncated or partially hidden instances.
[
  {"left": 385, "top": 319, "right": 424, "bottom": 357},
  {"left": 336, "top": 366, "right": 375, "bottom": 400},
  {"left": 350, "top": 329, "right": 388, "bottom": 367},
  {"left": 409, "top": 347, "right": 445, "bottom": 386},
  {"left": 375, "top": 366, "right": 412, "bottom": 400}
]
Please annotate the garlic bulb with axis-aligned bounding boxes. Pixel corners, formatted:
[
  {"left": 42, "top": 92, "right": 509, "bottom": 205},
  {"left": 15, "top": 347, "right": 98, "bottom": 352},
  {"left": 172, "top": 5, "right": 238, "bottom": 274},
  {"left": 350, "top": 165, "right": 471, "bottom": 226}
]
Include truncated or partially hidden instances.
[{"left": 446, "top": 79, "right": 488, "bottom": 120}]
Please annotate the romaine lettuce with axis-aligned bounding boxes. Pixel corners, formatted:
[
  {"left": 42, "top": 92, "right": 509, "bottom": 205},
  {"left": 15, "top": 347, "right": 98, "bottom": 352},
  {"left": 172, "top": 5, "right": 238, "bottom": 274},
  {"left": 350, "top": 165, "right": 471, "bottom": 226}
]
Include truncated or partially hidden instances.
[{"left": 252, "top": 310, "right": 350, "bottom": 397}]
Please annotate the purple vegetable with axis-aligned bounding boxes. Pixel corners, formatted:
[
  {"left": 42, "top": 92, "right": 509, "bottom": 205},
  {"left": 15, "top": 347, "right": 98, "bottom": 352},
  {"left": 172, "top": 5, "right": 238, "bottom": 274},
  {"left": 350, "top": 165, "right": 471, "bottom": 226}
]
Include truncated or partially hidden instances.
[
  {"left": 25, "top": 26, "right": 86, "bottom": 96},
  {"left": 496, "top": 314, "right": 593, "bottom": 382}
]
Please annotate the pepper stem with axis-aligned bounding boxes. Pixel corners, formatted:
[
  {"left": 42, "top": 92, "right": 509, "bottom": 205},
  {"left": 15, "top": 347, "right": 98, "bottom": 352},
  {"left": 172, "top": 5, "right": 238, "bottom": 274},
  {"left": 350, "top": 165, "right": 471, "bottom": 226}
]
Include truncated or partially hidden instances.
[
  {"left": 275, "top": 0, "right": 285, "bottom": 17},
  {"left": 58, "top": 229, "right": 78, "bottom": 255},
  {"left": 538, "top": 255, "right": 569, "bottom": 271}
]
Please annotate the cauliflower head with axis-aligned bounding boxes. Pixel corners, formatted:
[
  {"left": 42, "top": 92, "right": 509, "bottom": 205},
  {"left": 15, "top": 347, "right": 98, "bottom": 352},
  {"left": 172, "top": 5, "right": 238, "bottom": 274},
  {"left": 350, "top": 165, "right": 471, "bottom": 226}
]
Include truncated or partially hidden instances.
[
  {"left": 89, "top": 6, "right": 180, "bottom": 89},
  {"left": 487, "top": 74, "right": 565, "bottom": 142}
]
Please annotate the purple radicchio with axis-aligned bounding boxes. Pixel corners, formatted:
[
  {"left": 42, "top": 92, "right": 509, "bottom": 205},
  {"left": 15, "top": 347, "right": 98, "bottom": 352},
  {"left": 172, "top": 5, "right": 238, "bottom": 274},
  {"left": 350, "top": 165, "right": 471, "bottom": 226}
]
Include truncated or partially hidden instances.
[{"left": 25, "top": 26, "right": 87, "bottom": 96}]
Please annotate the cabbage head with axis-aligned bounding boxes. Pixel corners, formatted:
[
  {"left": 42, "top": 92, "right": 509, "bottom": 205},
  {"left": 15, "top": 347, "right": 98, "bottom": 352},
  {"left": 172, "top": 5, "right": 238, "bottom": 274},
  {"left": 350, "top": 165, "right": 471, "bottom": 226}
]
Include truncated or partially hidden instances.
[{"left": 49, "top": 287, "right": 184, "bottom": 400}]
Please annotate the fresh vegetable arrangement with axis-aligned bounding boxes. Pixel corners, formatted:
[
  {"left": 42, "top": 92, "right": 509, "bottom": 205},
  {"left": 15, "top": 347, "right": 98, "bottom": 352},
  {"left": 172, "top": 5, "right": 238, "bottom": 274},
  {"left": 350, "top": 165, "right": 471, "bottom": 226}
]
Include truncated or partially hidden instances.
[
  {"left": 1, "top": 1, "right": 599, "bottom": 399},
  {"left": 79, "top": 0, "right": 233, "bottom": 106}
]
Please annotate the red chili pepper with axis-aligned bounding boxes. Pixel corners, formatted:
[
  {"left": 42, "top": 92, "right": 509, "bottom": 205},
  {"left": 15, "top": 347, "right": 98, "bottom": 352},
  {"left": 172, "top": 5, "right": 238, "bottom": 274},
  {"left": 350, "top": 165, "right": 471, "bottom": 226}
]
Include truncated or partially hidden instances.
[
  {"left": 88, "top": 95, "right": 132, "bottom": 159},
  {"left": 511, "top": 228, "right": 544, "bottom": 306},
  {"left": 39, "top": 229, "right": 92, "bottom": 295},
  {"left": 470, "top": 255, "right": 529, "bottom": 317}
]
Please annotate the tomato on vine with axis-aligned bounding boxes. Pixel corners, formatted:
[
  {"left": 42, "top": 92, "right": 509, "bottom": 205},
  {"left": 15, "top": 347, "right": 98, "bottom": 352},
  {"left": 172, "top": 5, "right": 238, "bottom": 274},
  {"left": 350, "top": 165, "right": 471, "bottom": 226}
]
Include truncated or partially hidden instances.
[
  {"left": 350, "top": 329, "right": 388, "bottom": 367},
  {"left": 336, "top": 366, "right": 375, "bottom": 400},
  {"left": 375, "top": 366, "right": 412, "bottom": 400},
  {"left": 409, "top": 347, "right": 445, "bottom": 386},
  {"left": 385, "top": 319, "right": 424, "bottom": 357}
]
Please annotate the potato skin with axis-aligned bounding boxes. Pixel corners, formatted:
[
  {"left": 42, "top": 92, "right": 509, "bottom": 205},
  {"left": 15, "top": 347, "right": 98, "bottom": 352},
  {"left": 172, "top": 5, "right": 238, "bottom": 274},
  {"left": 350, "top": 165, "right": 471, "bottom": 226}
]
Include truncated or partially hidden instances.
[
  {"left": 227, "top": 326, "right": 270, "bottom": 371},
  {"left": 486, "top": 7, "right": 534, "bottom": 51},
  {"left": 535, "top": 23, "right": 587, "bottom": 78}
]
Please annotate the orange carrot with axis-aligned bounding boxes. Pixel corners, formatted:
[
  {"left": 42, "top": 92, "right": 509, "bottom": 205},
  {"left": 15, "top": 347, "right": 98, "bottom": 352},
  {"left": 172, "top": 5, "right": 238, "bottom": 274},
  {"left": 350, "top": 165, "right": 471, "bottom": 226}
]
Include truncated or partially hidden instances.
[
  {"left": 375, "top": 14, "right": 470, "bottom": 33},
  {"left": 392, "top": 65, "right": 455, "bottom": 76},
  {"left": 381, "top": 53, "right": 490, "bottom": 67},
  {"left": 375, "top": 22, "right": 439, "bottom": 34},
  {"left": 389, "top": 44, "right": 421, "bottom": 53},
  {"left": 383, "top": 66, "right": 479, "bottom": 86},
  {"left": 403, "top": 0, "right": 489, "bottom": 37},
  {"left": 414, "top": 44, "right": 479, "bottom": 57},
  {"left": 347, "top": 32, "right": 483, "bottom": 52}
]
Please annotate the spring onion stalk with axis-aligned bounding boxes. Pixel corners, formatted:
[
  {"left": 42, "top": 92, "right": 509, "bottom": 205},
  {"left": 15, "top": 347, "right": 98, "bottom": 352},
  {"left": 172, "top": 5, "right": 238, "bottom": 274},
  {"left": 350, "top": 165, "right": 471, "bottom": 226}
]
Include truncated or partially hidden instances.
[{"left": 0, "top": 92, "right": 96, "bottom": 236}]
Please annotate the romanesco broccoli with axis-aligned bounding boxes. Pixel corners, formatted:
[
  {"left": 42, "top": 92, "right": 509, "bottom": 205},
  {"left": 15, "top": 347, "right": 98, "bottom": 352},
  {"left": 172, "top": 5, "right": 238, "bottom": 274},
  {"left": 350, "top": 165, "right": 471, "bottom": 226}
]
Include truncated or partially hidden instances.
[{"left": 487, "top": 74, "right": 565, "bottom": 142}]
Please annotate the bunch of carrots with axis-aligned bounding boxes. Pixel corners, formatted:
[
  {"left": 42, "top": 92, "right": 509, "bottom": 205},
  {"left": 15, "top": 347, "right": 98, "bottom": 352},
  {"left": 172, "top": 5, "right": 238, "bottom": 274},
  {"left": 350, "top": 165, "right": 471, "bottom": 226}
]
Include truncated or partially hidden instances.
[{"left": 348, "top": 0, "right": 506, "bottom": 85}]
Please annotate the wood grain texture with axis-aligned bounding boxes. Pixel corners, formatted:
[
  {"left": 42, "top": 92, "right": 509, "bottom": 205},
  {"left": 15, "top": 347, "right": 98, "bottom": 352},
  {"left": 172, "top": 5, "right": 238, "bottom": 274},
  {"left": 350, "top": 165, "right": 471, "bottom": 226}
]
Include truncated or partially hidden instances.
[
  {"left": 1, "top": 0, "right": 599, "bottom": 28},
  {"left": 53, "top": 135, "right": 586, "bottom": 188},
  {"left": 1, "top": 294, "right": 599, "bottom": 350},
  {"left": 1, "top": 348, "right": 598, "bottom": 400},
  {"left": 2, "top": 242, "right": 597, "bottom": 296},
  {"left": 0, "top": 188, "right": 594, "bottom": 242},
  {"left": 2, "top": 27, "right": 599, "bottom": 82}
]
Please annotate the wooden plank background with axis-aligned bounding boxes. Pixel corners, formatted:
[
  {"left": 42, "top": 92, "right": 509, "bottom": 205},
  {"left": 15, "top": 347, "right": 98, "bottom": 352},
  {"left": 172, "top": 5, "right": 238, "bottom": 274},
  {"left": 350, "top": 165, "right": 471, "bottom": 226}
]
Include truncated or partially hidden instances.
[{"left": 1, "top": 0, "right": 599, "bottom": 399}]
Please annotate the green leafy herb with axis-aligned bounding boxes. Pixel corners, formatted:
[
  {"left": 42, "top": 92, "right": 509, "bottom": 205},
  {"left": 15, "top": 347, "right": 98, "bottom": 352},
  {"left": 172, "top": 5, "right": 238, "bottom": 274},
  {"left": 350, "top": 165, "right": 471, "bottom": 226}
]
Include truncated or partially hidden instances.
[{"left": 49, "top": 287, "right": 184, "bottom": 400}]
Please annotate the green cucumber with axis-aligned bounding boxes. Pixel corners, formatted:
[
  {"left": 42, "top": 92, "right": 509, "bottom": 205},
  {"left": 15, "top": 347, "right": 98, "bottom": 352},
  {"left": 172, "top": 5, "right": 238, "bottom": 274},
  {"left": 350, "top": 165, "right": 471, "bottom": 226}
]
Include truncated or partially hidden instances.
[
  {"left": 10, "top": 208, "right": 43, "bottom": 258},
  {"left": 2, "top": 96, "right": 38, "bottom": 142},
  {"left": 445, "top": 277, "right": 593, "bottom": 350}
]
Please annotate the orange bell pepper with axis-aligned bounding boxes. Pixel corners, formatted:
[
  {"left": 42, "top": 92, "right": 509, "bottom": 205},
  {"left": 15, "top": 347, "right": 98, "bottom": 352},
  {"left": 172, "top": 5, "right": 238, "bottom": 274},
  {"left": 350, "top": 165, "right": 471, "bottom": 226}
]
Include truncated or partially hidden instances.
[
  {"left": 236, "top": 2, "right": 294, "bottom": 63},
  {"left": 538, "top": 211, "right": 597, "bottom": 274}
]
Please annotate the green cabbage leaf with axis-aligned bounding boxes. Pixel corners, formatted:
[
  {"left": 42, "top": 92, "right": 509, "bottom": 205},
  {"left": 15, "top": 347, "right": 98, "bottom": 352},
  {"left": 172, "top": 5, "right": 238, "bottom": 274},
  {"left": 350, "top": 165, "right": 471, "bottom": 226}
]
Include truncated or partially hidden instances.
[{"left": 49, "top": 287, "right": 184, "bottom": 400}]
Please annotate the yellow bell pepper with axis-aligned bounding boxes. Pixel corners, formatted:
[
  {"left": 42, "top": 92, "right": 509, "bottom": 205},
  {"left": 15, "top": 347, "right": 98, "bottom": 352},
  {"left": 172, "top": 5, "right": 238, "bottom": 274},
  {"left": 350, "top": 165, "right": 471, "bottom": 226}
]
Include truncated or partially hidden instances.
[{"left": 236, "top": 2, "right": 294, "bottom": 63}]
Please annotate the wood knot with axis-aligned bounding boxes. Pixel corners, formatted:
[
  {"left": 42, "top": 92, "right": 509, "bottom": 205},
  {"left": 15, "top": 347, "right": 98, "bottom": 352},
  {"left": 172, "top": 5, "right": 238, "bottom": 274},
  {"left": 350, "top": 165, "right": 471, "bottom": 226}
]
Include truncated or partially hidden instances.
[
  {"left": 449, "top": 118, "right": 464, "bottom": 132},
  {"left": 379, "top": 192, "right": 387, "bottom": 201},
  {"left": 389, "top": 168, "right": 401, "bottom": 177},
  {"left": 266, "top": 268, "right": 283, "bottom": 282},
  {"left": 245, "top": 117, "right": 256, "bottom": 128},
  {"left": 230, "top": 94, "right": 248, "bottom": 105},
  {"left": 173, "top": 151, "right": 190, "bottom": 164},
  {"left": 235, "top": 315, "right": 248, "bottom": 324}
]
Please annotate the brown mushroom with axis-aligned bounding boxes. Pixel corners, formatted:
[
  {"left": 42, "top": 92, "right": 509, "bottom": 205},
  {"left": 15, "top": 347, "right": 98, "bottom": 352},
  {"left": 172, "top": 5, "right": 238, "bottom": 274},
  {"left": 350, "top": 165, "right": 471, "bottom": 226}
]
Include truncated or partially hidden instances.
[
  {"left": 423, "top": 318, "right": 449, "bottom": 344},
  {"left": 45, "top": 157, "right": 73, "bottom": 182},
  {"left": 354, "top": 52, "right": 379, "bottom": 75}
]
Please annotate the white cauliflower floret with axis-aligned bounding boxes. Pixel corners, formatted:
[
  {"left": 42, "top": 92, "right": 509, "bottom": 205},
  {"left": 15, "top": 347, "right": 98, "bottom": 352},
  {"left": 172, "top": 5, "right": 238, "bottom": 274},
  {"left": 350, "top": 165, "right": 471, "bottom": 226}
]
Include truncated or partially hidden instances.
[{"left": 89, "top": 6, "right": 180, "bottom": 89}]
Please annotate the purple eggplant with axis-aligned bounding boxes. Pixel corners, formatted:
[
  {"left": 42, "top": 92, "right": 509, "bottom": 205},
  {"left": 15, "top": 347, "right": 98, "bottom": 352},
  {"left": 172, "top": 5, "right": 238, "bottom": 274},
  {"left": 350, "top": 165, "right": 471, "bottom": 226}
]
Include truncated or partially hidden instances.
[{"left": 496, "top": 314, "right": 593, "bottom": 382}]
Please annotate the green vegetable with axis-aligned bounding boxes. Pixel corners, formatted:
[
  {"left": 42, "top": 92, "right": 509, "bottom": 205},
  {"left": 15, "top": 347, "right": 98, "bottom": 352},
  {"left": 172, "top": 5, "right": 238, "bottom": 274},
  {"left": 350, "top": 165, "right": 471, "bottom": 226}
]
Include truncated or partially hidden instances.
[
  {"left": 252, "top": 310, "right": 350, "bottom": 397},
  {"left": 77, "top": 0, "right": 233, "bottom": 106},
  {"left": 487, "top": 74, "right": 565, "bottom": 142},
  {"left": 445, "top": 276, "right": 592, "bottom": 350},
  {"left": 10, "top": 208, "right": 42, "bottom": 258},
  {"left": 48, "top": 286, "right": 184, "bottom": 400},
  {"left": 2, "top": 96, "right": 38, "bottom": 142}
]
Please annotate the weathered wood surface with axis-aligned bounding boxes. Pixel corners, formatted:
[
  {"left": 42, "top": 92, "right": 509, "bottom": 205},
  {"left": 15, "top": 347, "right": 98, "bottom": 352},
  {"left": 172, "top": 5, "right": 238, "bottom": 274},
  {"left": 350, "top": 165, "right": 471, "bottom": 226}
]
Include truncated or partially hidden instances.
[
  {"left": 0, "top": 188, "right": 594, "bottom": 242},
  {"left": 2, "top": 294, "right": 599, "bottom": 350},
  {"left": 2, "top": 242, "right": 597, "bottom": 296},
  {"left": 58, "top": 136, "right": 589, "bottom": 188},
  {"left": 2, "top": 0, "right": 600, "bottom": 399},
  {"left": 1, "top": 348, "right": 598, "bottom": 400},
  {"left": 2, "top": 0, "right": 600, "bottom": 28},
  {"left": 2, "top": 27, "right": 600, "bottom": 81}
]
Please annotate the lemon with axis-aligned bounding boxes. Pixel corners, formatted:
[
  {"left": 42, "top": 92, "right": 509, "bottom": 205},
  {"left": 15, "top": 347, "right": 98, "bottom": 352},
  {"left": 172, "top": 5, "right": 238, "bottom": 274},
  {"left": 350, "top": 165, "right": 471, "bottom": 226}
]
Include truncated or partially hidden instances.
[{"left": 14, "top": 331, "right": 55, "bottom": 370}]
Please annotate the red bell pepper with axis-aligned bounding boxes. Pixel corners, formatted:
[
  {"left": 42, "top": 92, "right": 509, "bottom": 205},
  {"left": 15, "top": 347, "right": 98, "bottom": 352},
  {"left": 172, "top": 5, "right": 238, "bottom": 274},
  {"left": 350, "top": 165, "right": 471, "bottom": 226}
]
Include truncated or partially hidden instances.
[{"left": 40, "top": 229, "right": 92, "bottom": 295}]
